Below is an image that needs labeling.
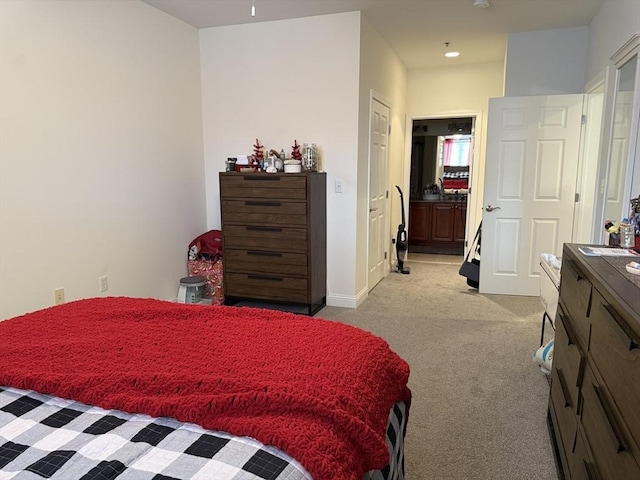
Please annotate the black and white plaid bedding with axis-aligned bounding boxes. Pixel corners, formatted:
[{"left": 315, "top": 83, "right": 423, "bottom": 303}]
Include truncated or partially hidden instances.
[
  {"left": 0, "top": 386, "right": 309, "bottom": 480},
  {"left": 363, "top": 402, "right": 407, "bottom": 480},
  {"left": 0, "top": 386, "right": 407, "bottom": 480}
]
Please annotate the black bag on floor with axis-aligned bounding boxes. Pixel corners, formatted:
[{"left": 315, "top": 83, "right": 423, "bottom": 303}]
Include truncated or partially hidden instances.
[
  {"left": 460, "top": 258, "right": 480, "bottom": 288},
  {"left": 459, "top": 222, "right": 481, "bottom": 289}
]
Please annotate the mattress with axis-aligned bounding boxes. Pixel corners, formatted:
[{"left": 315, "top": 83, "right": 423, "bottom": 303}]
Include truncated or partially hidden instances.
[{"left": 0, "top": 386, "right": 408, "bottom": 480}]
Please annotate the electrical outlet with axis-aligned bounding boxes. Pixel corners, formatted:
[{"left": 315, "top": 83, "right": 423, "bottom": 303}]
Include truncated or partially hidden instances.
[
  {"left": 54, "top": 288, "right": 65, "bottom": 305},
  {"left": 99, "top": 275, "right": 109, "bottom": 292}
]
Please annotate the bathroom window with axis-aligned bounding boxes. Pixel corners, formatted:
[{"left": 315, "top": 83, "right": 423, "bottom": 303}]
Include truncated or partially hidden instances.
[{"left": 440, "top": 135, "right": 473, "bottom": 167}]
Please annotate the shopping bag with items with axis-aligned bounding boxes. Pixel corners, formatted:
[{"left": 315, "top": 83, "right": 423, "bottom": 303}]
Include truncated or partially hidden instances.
[
  {"left": 459, "top": 222, "right": 481, "bottom": 289},
  {"left": 187, "top": 230, "right": 224, "bottom": 305}
]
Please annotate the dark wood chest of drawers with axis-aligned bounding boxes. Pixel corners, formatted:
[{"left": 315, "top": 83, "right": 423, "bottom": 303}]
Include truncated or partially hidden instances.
[
  {"left": 219, "top": 172, "right": 326, "bottom": 315},
  {"left": 548, "top": 244, "right": 640, "bottom": 480}
]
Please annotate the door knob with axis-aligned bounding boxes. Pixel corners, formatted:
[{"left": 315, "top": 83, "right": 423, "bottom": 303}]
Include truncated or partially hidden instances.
[{"left": 485, "top": 205, "right": 501, "bottom": 212}]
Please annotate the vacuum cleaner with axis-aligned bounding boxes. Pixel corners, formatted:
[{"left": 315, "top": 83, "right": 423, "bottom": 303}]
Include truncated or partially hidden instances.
[{"left": 394, "top": 185, "right": 410, "bottom": 274}]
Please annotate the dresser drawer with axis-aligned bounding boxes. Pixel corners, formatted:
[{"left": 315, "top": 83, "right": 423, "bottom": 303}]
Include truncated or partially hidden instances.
[
  {"left": 554, "top": 303, "right": 587, "bottom": 411},
  {"left": 559, "top": 257, "right": 592, "bottom": 349},
  {"left": 580, "top": 364, "right": 640, "bottom": 479},
  {"left": 589, "top": 290, "right": 640, "bottom": 450},
  {"left": 550, "top": 365, "right": 578, "bottom": 468},
  {"left": 221, "top": 199, "right": 307, "bottom": 225},
  {"left": 220, "top": 173, "right": 307, "bottom": 199},
  {"left": 225, "top": 273, "right": 308, "bottom": 303},
  {"left": 223, "top": 225, "right": 307, "bottom": 252},
  {"left": 224, "top": 248, "right": 308, "bottom": 277},
  {"left": 570, "top": 425, "right": 602, "bottom": 480}
]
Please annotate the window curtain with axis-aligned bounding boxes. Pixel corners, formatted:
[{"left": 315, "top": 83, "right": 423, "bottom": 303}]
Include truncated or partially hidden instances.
[
  {"left": 443, "top": 138, "right": 453, "bottom": 166},
  {"left": 444, "top": 138, "right": 472, "bottom": 166}
]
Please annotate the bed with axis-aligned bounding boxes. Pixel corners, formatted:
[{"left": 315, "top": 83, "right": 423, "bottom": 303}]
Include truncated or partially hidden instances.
[{"left": 0, "top": 297, "right": 411, "bottom": 480}]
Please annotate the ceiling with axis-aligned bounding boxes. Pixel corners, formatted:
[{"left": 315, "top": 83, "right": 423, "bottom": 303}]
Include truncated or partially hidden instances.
[{"left": 142, "top": 0, "right": 604, "bottom": 69}]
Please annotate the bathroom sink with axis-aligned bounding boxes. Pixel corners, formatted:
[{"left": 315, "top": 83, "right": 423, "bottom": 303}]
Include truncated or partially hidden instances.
[
  {"left": 440, "top": 193, "right": 467, "bottom": 201},
  {"left": 422, "top": 194, "right": 441, "bottom": 201}
]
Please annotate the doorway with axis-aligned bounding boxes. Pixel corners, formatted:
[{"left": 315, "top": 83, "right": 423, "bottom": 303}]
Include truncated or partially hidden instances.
[{"left": 407, "top": 116, "right": 475, "bottom": 257}]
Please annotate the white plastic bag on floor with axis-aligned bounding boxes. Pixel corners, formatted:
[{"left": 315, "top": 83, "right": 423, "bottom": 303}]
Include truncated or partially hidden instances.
[{"left": 533, "top": 339, "right": 554, "bottom": 375}]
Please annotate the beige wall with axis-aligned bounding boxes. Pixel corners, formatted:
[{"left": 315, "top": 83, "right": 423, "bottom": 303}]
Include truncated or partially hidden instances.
[
  {"left": 587, "top": 0, "right": 640, "bottom": 83},
  {"left": 199, "top": 12, "right": 361, "bottom": 304},
  {"left": 0, "top": 0, "right": 206, "bottom": 320},
  {"left": 357, "top": 18, "right": 407, "bottom": 302},
  {"left": 4, "top": 1, "right": 631, "bottom": 320},
  {"left": 505, "top": 26, "right": 588, "bottom": 96},
  {"left": 406, "top": 61, "right": 505, "bottom": 247}
]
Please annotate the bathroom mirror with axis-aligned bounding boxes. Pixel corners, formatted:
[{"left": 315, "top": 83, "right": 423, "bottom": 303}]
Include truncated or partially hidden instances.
[
  {"left": 603, "top": 36, "right": 639, "bottom": 232},
  {"left": 409, "top": 117, "right": 473, "bottom": 200}
]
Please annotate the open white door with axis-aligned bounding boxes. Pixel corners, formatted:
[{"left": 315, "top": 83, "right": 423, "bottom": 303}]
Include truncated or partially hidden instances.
[
  {"left": 368, "top": 98, "right": 390, "bottom": 289},
  {"left": 480, "top": 94, "right": 584, "bottom": 296}
]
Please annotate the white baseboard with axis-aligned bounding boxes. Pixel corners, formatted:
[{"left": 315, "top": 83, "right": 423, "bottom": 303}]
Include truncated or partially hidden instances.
[
  {"left": 326, "top": 287, "right": 368, "bottom": 309},
  {"left": 326, "top": 294, "right": 357, "bottom": 308}
]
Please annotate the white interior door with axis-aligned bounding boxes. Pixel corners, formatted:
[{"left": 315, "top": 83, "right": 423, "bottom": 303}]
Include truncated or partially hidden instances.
[
  {"left": 480, "top": 94, "right": 584, "bottom": 296},
  {"left": 368, "top": 98, "right": 390, "bottom": 289}
]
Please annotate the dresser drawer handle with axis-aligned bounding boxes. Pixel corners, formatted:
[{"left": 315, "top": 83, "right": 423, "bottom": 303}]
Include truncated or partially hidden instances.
[
  {"left": 248, "top": 274, "right": 284, "bottom": 282},
  {"left": 245, "top": 201, "right": 282, "bottom": 207},
  {"left": 558, "top": 311, "right": 577, "bottom": 347},
  {"left": 242, "top": 175, "right": 281, "bottom": 181},
  {"left": 565, "top": 258, "right": 584, "bottom": 282},
  {"left": 576, "top": 356, "right": 586, "bottom": 389},
  {"left": 603, "top": 303, "right": 639, "bottom": 351},
  {"left": 576, "top": 389, "right": 584, "bottom": 416},
  {"left": 247, "top": 251, "right": 283, "bottom": 258},
  {"left": 592, "top": 383, "right": 627, "bottom": 453},
  {"left": 556, "top": 368, "right": 572, "bottom": 409},
  {"left": 246, "top": 226, "right": 283, "bottom": 232},
  {"left": 582, "top": 459, "right": 601, "bottom": 480}
]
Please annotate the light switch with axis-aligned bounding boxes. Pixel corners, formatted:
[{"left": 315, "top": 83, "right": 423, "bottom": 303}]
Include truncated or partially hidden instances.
[{"left": 335, "top": 179, "right": 344, "bottom": 193}]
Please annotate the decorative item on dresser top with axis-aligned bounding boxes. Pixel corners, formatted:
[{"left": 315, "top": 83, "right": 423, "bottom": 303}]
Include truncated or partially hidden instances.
[
  {"left": 548, "top": 243, "right": 640, "bottom": 480},
  {"left": 219, "top": 171, "right": 326, "bottom": 315}
]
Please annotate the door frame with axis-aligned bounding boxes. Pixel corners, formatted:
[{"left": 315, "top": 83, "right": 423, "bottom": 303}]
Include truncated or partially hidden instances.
[
  {"left": 403, "top": 111, "right": 482, "bottom": 256},
  {"left": 366, "top": 91, "right": 392, "bottom": 290},
  {"left": 601, "top": 34, "right": 640, "bottom": 240},
  {"left": 574, "top": 68, "right": 610, "bottom": 243}
]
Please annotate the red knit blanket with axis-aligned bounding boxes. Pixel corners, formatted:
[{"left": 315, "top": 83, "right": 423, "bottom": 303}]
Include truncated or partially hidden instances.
[{"left": 0, "top": 297, "right": 411, "bottom": 480}]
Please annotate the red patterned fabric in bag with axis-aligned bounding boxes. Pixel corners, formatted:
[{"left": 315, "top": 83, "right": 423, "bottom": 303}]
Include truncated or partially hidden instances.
[
  {"left": 188, "top": 259, "right": 224, "bottom": 305},
  {"left": 188, "top": 230, "right": 223, "bottom": 261}
]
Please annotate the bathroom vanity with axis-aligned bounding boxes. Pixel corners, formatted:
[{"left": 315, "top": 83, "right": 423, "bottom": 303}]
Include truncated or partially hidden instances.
[{"left": 409, "top": 197, "right": 467, "bottom": 254}]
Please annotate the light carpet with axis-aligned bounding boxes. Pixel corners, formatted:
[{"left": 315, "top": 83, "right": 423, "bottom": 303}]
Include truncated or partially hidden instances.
[{"left": 317, "top": 256, "right": 558, "bottom": 480}]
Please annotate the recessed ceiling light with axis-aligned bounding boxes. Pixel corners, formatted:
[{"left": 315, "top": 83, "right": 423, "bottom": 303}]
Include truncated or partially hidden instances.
[
  {"left": 443, "top": 42, "right": 459, "bottom": 58},
  {"left": 473, "top": 0, "right": 491, "bottom": 8}
]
